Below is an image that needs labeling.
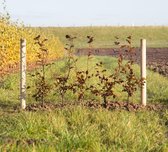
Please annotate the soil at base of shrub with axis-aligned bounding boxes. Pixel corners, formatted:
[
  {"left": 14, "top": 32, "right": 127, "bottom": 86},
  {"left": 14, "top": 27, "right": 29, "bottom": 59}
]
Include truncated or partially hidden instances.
[{"left": 24, "top": 101, "right": 168, "bottom": 112}]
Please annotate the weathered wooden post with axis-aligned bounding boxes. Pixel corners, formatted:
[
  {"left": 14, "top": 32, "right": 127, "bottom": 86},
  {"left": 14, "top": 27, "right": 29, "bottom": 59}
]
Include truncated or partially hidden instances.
[
  {"left": 20, "top": 39, "right": 26, "bottom": 109},
  {"left": 140, "top": 39, "right": 147, "bottom": 106}
]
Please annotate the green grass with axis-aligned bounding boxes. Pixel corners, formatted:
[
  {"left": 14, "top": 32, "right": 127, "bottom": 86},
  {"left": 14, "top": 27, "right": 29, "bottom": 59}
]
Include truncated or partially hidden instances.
[
  {"left": 33, "top": 26, "right": 168, "bottom": 48},
  {"left": 0, "top": 56, "right": 168, "bottom": 151},
  {"left": 0, "top": 107, "right": 168, "bottom": 151}
]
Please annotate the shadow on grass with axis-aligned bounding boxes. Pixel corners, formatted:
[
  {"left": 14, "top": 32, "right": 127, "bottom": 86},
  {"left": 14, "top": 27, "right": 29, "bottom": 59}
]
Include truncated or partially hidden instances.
[
  {"left": 0, "top": 100, "right": 19, "bottom": 113},
  {"left": 159, "top": 99, "right": 168, "bottom": 104}
]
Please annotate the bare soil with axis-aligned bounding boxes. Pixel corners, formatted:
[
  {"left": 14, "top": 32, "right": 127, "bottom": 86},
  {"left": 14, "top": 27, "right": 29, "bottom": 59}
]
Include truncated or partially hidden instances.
[
  {"left": 25, "top": 101, "right": 167, "bottom": 112},
  {"left": 76, "top": 48, "right": 168, "bottom": 76},
  {"left": 3, "top": 48, "right": 168, "bottom": 77}
]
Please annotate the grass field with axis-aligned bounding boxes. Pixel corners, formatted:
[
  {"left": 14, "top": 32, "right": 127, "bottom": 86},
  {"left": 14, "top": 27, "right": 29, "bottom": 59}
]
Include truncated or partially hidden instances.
[
  {"left": 0, "top": 107, "right": 168, "bottom": 151},
  {"left": 1, "top": 1, "right": 168, "bottom": 151},
  {"left": 34, "top": 26, "right": 168, "bottom": 48},
  {"left": 0, "top": 56, "right": 168, "bottom": 151}
]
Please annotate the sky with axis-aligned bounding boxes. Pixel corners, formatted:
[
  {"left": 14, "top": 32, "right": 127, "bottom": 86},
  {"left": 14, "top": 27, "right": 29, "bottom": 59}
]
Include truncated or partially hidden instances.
[{"left": 0, "top": 0, "right": 168, "bottom": 27}]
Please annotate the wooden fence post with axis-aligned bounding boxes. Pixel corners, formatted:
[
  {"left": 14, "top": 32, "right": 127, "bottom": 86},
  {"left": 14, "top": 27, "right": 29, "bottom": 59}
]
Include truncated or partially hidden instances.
[
  {"left": 140, "top": 39, "right": 147, "bottom": 106},
  {"left": 20, "top": 39, "right": 26, "bottom": 109}
]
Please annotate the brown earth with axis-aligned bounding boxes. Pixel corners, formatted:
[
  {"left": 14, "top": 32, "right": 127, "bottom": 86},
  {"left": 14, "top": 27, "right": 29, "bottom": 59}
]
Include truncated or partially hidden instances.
[
  {"left": 3, "top": 48, "right": 168, "bottom": 77},
  {"left": 25, "top": 101, "right": 167, "bottom": 112},
  {"left": 76, "top": 48, "right": 168, "bottom": 76}
]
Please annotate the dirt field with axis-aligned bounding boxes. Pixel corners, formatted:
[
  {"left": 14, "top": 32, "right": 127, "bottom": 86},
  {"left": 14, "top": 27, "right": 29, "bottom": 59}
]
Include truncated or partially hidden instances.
[{"left": 76, "top": 48, "right": 168, "bottom": 77}]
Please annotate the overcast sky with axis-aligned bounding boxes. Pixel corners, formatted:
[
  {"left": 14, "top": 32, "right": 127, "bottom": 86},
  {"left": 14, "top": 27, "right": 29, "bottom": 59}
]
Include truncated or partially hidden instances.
[{"left": 0, "top": 0, "right": 168, "bottom": 26}]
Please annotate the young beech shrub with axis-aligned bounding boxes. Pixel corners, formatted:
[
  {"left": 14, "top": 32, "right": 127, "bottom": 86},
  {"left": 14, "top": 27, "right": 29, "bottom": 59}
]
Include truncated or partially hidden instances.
[
  {"left": 72, "top": 52, "right": 92, "bottom": 102},
  {"left": 54, "top": 35, "right": 95, "bottom": 103},
  {"left": 71, "top": 36, "right": 94, "bottom": 102},
  {"left": 88, "top": 36, "right": 144, "bottom": 105},
  {"left": 54, "top": 35, "right": 77, "bottom": 103},
  {"left": 88, "top": 60, "right": 124, "bottom": 106},
  {"left": 0, "top": 1, "right": 144, "bottom": 104},
  {"left": 30, "top": 34, "right": 144, "bottom": 105},
  {"left": 115, "top": 36, "right": 145, "bottom": 103},
  {"left": 89, "top": 61, "right": 117, "bottom": 106},
  {"left": 31, "top": 35, "right": 51, "bottom": 105}
]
